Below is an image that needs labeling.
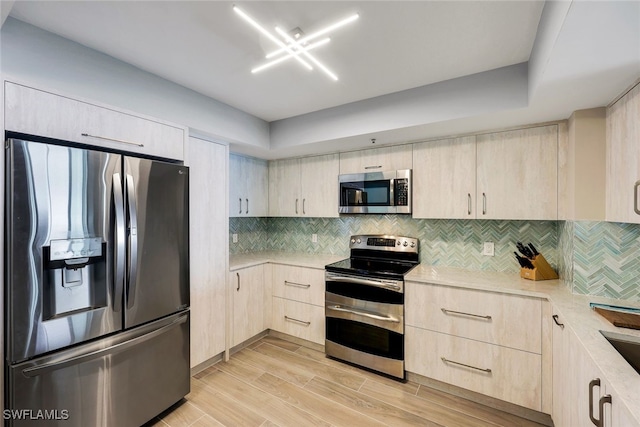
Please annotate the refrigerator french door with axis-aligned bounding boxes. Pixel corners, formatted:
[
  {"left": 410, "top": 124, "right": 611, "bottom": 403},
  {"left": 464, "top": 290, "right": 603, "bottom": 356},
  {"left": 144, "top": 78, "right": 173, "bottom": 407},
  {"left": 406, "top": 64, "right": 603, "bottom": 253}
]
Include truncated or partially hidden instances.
[{"left": 5, "top": 135, "right": 190, "bottom": 426}]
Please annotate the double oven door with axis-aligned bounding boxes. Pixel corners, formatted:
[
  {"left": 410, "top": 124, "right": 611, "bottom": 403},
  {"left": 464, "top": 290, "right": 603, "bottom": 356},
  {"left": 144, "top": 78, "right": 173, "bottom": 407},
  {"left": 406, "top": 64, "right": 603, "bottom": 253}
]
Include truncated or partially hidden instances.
[{"left": 325, "top": 271, "right": 405, "bottom": 379}]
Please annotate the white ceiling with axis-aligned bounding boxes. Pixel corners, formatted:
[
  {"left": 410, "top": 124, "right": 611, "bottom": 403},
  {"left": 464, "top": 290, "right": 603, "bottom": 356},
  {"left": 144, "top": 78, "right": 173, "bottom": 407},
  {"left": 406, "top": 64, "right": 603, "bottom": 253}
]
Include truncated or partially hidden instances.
[{"left": 7, "top": 1, "right": 545, "bottom": 122}]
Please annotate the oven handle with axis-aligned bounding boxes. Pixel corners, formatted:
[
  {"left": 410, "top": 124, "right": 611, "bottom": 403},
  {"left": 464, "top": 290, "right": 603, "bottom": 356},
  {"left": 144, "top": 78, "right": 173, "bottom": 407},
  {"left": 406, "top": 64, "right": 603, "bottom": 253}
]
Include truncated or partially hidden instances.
[
  {"left": 327, "top": 304, "right": 400, "bottom": 323},
  {"left": 325, "top": 272, "right": 402, "bottom": 292}
]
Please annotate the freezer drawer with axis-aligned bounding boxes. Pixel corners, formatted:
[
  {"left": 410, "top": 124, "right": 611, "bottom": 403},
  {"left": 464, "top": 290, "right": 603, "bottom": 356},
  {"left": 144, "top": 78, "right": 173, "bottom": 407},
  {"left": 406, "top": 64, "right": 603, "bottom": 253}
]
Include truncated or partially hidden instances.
[{"left": 6, "top": 312, "right": 190, "bottom": 427}]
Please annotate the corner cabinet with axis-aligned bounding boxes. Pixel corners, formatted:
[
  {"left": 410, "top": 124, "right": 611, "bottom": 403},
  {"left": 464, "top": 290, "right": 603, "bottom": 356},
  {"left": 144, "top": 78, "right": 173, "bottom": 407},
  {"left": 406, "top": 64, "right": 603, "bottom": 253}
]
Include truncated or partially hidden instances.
[
  {"left": 229, "top": 154, "right": 268, "bottom": 217},
  {"left": 229, "top": 264, "right": 266, "bottom": 348},
  {"left": 606, "top": 82, "right": 640, "bottom": 224},
  {"left": 4, "top": 81, "right": 185, "bottom": 161},
  {"left": 268, "top": 154, "right": 339, "bottom": 217},
  {"left": 188, "top": 137, "right": 228, "bottom": 368},
  {"left": 551, "top": 311, "right": 637, "bottom": 427}
]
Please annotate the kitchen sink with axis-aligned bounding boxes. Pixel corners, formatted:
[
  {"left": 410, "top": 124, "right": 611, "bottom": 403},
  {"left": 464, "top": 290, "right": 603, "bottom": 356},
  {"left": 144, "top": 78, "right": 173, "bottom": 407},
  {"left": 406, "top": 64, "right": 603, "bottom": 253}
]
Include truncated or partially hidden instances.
[{"left": 600, "top": 330, "right": 640, "bottom": 375}]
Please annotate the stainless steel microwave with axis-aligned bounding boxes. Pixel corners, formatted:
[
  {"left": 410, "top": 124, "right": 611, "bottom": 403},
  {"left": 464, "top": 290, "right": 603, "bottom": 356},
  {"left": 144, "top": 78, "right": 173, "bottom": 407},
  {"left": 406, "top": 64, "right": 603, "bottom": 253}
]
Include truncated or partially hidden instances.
[{"left": 338, "top": 169, "right": 412, "bottom": 214}]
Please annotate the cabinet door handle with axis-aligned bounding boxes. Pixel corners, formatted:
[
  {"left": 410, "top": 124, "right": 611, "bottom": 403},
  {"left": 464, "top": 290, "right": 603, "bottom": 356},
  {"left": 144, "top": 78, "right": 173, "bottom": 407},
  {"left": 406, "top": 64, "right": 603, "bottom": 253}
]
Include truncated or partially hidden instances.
[
  {"left": 634, "top": 180, "right": 640, "bottom": 215},
  {"left": 364, "top": 165, "right": 382, "bottom": 170},
  {"left": 295, "top": 198, "right": 299, "bottom": 214},
  {"left": 589, "top": 378, "right": 601, "bottom": 426},
  {"left": 81, "top": 133, "right": 144, "bottom": 147},
  {"left": 239, "top": 198, "right": 242, "bottom": 215},
  {"left": 467, "top": 193, "right": 472, "bottom": 215},
  {"left": 552, "top": 314, "right": 565, "bottom": 329},
  {"left": 598, "top": 394, "right": 612, "bottom": 427},
  {"left": 284, "top": 280, "right": 310, "bottom": 289},
  {"left": 441, "top": 308, "right": 492, "bottom": 320},
  {"left": 482, "top": 192, "right": 487, "bottom": 215},
  {"left": 246, "top": 198, "right": 249, "bottom": 214},
  {"left": 236, "top": 272, "right": 240, "bottom": 292},
  {"left": 441, "top": 357, "right": 492, "bottom": 373},
  {"left": 303, "top": 198, "right": 306, "bottom": 215},
  {"left": 284, "top": 316, "right": 310, "bottom": 326}
]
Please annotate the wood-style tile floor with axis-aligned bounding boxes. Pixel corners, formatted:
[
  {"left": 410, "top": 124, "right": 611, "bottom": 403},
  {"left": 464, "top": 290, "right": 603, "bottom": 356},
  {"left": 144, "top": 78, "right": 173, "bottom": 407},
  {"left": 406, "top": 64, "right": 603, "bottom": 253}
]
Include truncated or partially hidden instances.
[{"left": 146, "top": 336, "right": 545, "bottom": 427}]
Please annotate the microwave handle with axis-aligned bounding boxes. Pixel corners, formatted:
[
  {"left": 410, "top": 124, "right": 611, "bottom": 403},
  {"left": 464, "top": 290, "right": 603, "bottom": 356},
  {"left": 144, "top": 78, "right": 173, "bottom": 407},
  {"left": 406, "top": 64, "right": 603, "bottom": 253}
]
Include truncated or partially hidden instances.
[{"left": 390, "top": 178, "right": 395, "bottom": 206}]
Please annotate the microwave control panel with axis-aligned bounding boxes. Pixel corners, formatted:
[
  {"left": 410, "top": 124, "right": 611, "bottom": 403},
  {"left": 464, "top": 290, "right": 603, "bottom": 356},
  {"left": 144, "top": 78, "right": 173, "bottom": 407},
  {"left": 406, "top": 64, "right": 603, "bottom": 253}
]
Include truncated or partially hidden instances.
[{"left": 395, "top": 179, "right": 409, "bottom": 206}]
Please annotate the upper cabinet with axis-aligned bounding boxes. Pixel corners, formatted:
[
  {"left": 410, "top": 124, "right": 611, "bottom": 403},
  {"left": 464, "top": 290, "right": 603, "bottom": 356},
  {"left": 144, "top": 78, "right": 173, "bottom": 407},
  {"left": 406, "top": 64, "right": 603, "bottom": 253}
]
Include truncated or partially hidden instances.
[
  {"left": 413, "top": 136, "right": 476, "bottom": 219},
  {"left": 339, "top": 144, "right": 412, "bottom": 174},
  {"left": 413, "top": 125, "right": 558, "bottom": 220},
  {"left": 269, "top": 153, "right": 339, "bottom": 217},
  {"left": 229, "top": 154, "right": 268, "bottom": 217},
  {"left": 606, "top": 82, "right": 640, "bottom": 224},
  {"left": 4, "top": 81, "right": 185, "bottom": 161},
  {"left": 476, "top": 125, "right": 558, "bottom": 220}
]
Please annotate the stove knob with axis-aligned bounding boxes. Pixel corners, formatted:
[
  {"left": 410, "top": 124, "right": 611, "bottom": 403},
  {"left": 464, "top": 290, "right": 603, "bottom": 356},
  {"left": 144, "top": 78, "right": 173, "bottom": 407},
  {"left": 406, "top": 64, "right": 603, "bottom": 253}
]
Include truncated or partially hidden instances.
[
  {"left": 356, "top": 238, "right": 361, "bottom": 244},
  {"left": 403, "top": 241, "right": 408, "bottom": 247},
  {"left": 410, "top": 242, "right": 416, "bottom": 248},
  {"left": 351, "top": 238, "right": 356, "bottom": 244},
  {"left": 396, "top": 240, "right": 401, "bottom": 246}
]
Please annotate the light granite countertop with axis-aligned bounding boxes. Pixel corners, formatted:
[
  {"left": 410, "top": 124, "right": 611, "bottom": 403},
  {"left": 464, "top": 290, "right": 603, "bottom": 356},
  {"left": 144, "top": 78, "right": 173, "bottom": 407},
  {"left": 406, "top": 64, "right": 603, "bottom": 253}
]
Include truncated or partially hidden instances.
[
  {"left": 407, "top": 265, "right": 640, "bottom": 425},
  {"left": 229, "top": 253, "right": 640, "bottom": 424},
  {"left": 229, "top": 251, "right": 344, "bottom": 271}
]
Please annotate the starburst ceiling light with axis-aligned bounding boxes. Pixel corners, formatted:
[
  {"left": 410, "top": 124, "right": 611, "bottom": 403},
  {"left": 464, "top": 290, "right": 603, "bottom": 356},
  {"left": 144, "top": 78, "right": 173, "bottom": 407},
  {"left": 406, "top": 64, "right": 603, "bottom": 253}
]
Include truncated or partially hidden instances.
[{"left": 233, "top": 5, "right": 359, "bottom": 81}]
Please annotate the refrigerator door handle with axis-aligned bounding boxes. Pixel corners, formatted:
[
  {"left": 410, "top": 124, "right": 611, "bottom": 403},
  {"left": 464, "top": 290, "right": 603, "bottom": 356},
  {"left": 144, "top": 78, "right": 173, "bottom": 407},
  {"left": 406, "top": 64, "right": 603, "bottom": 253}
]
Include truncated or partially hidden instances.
[
  {"left": 21, "top": 313, "right": 188, "bottom": 378},
  {"left": 126, "top": 173, "right": 139, "bottom": 309},
  {"left": 113, "top": 173, "right": 126, "bottom": 312}
]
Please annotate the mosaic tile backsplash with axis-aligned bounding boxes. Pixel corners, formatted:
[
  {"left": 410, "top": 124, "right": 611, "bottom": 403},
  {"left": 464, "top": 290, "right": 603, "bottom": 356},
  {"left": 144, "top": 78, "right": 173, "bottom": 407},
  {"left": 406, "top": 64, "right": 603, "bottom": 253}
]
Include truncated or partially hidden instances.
[
  {"left": 567, "top": 221, "right": 640, "bottom": 302},
  {"left": 231, "top": 217, "right": 640, "bottom": 302},
  {"left": 230, "top": 216, "right": 558, "bottom": 274}
]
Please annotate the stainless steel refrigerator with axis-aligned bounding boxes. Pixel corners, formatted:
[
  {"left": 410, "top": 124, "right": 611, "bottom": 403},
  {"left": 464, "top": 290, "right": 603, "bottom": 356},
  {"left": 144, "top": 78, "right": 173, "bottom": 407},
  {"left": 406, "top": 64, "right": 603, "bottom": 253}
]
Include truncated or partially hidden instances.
[{"left": 4, "top": 135, "right": 190, "bottom": 426}]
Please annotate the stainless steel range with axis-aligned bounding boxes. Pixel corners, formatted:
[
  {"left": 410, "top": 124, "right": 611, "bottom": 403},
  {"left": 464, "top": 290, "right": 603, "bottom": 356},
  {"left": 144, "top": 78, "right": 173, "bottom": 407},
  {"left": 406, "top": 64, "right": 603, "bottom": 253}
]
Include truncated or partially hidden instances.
[{"left": 324, "top": 235, "right": 419, "bottom": 379}]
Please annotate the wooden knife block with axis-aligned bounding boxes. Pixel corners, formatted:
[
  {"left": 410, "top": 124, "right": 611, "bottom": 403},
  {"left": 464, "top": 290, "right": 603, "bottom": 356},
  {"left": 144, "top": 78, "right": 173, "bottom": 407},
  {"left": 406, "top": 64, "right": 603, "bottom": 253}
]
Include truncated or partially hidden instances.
[{"left": 520, "top": 254, "right": 558, "bottom": 281}]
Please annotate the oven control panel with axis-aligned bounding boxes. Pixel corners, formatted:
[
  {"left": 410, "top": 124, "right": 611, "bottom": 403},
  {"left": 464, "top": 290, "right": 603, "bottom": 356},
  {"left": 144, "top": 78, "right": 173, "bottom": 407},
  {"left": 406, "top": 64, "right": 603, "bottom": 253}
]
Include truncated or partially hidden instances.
[{"left": 349, "top": 235, "right": 418, "bottom": 253}]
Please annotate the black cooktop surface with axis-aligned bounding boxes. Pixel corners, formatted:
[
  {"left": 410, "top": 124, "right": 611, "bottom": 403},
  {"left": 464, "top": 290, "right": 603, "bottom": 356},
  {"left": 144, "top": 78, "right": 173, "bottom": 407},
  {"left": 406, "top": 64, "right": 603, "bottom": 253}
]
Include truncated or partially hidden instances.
[{"left": 325, "top": 257, "right": 418, "bottom": 279}]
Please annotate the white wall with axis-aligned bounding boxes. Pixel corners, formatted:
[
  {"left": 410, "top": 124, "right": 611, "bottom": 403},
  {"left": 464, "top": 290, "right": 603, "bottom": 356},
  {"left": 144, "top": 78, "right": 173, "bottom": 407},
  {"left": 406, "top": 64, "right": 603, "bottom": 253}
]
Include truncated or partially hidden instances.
[{"left": 0, "top": 18, "right": 269, "bottom": 149}]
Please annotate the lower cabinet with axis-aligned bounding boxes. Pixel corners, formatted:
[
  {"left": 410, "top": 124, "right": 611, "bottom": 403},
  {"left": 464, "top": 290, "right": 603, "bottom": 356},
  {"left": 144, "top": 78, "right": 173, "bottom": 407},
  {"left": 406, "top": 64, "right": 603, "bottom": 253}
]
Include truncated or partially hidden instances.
[
  {"left": 551, "top": 311, "right": 637, "bottom": 427},
  {"left": 405, "top": 282, "right": 545, "bottom": 411},
  {"left": 406, "top": 326, "right": 542, "bottom": 411},
  {"left": 270, "top": 264, "right": 325, "bottom": 345},
  {"left": 230, "top": 265, "right": 265, "bottom": 348},
  {"left": 271, "top": 297, "right": 325, "bottom": 345}
]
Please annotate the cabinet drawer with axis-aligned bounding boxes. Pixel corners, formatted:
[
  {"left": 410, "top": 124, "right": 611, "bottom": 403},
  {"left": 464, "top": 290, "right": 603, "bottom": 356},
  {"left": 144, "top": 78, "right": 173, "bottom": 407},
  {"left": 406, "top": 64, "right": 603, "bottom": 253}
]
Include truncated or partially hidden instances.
[
  {"left": 406, "top": 283, "right": 541, "bottom": 353},
  {"left": 5, "top": 82, "right": 185, "bottom": 160},
  {"left": 406, "top": 326, "right": 542, "bottom": 411},
  {"left": 271, "top": 297, "right": 324, "bottom": 345},
  {"left": 272, "top": 265, "right": 325, "bottom": 306}
]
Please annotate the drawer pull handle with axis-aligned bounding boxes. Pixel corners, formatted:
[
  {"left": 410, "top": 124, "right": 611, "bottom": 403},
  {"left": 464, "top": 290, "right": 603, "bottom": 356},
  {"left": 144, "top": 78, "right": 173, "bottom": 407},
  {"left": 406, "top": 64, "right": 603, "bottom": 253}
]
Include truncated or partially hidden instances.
[
  {"left": 552, "top": 314, "right": 565, "bottom": 329},
  {"left": 441, "top": 357, "right": 492, "bottom": 373},
  {"left": 634, "top": 181, "right": 640, "bottom": 215},
  {"left": 441, "top": 308, "right": 492, "bottom": 320},
  {"left": 284, "top": 280, "right": 311, "bottom": 289},
  {"left": 364, "top": 165, "right": 382, "bottom": 170},
  {"left": 589, "top": 378, "right": 601, "bottom": 426},
  {"left": 284, "top": 316, "right": 310, "bottom": 326},
  {"left": 81, "top": 133, "right": 144, "bottom": 147}
]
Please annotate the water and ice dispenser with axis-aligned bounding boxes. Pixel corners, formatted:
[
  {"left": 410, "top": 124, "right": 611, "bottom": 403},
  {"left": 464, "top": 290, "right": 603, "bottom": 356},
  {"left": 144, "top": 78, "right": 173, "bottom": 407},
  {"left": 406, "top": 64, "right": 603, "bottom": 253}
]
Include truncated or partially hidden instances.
[{"left": 42, "top": 237, "right": 107, "bottom": 319}]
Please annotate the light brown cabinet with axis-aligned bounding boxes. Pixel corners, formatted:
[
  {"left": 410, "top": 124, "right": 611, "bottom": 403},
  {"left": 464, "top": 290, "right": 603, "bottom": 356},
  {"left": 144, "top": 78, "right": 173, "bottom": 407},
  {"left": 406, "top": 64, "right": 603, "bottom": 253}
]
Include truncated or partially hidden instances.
[
  {"left": 4, "top": 81, "right": 185, "bottom": 160},
  {"left": 229, "top": 154, "right": 268, "bottom": 217},
  {"left": 405, "top": 282, "right": 545, "bottom": 411},
  {"left": 339, "top": 144, "right": 412, "bottom": 174},
  {"left": 606, "top": 82, "right": 640, "bottom": 224},
  {"left": 230, "top": 265, "right": 265, "bottom": 348},
  {"left": 268, "top": 154, "right": 339, "bottom": 217}
]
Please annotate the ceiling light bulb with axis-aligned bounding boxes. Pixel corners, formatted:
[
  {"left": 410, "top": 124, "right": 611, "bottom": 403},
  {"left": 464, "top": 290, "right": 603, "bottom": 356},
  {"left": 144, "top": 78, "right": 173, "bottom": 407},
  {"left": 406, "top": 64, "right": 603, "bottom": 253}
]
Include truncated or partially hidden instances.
[
  {"left": 275, "top": 27, "right": 339, "bottom": 81},
  {"left": 266, "top": 13, "right": 359, "bottom": 59},
  {"left": 233, "top": 5, "right": 313, "bottom": 71},
  {"left": 253, "top": 38, "right": 331, "bottom": 74}
]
